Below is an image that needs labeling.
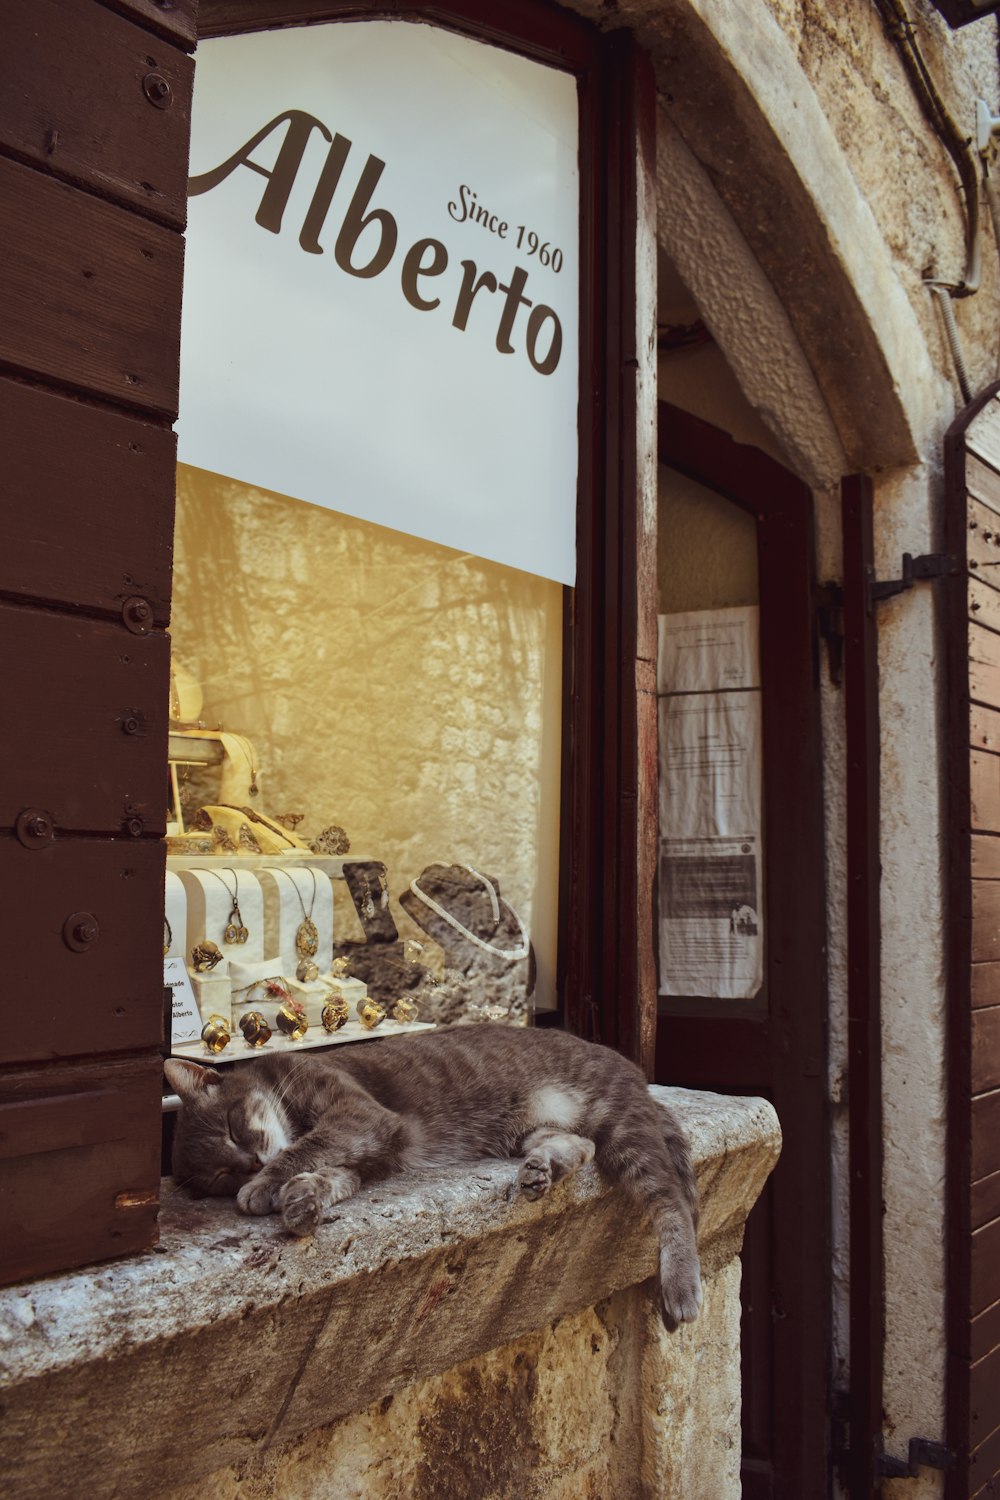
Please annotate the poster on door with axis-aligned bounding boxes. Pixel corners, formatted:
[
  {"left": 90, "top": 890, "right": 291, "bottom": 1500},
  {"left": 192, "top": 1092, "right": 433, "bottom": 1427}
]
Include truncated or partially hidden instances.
[{"left": 657, "top": 606, "right": 764, "bottom": 999}]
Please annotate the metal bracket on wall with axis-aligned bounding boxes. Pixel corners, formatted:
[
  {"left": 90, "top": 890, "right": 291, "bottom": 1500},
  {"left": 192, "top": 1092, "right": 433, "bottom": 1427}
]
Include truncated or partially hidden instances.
[
  {"left": 868, "top": 551, "right": 961, "bottom": 609},
  {"left": 876, "top": 1436, "right": 956, "bottom": 1480}
]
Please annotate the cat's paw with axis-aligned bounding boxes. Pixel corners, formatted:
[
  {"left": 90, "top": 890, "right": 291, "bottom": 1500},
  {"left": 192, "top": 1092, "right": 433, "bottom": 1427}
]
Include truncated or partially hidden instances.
[
  {"left": 660, "top": 1252, "right": 703, "bottom": 1331},
  {"left": 517, "top": 1154, "right": 552, "bottom": 1200},
  {"left": 237, "top": 1176, "right": 280, "bottom": 1217},
  {"left": 279, "top": 1173, "right": 325, "bottom": 1237}
]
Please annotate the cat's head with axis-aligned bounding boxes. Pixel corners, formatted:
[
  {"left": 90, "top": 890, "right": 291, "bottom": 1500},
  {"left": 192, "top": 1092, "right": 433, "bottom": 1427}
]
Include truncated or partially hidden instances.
[{"left": 163, "top": 1058, "right": 292, "bottom": 1196}]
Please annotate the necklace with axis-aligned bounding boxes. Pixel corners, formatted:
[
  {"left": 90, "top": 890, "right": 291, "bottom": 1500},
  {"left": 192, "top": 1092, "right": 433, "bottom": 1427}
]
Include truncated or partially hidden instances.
[
  {"left": 219, "top": 731, "right": 259, "bottom": 798},
  {"left": 279, "top": 868, "right": 319, "bottom": 960},
  {"left": 164, "top": 915, "right": 173, "bottom": 957},
  {"left": 204, "top": 867, "right": 249, "bottom": 945},
  {"left": 409, "top": 865, "right": 529, "bottom": 961}
]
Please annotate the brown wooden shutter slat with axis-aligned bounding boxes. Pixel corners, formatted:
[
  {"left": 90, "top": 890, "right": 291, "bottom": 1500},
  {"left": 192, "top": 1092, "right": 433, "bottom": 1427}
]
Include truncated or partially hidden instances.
[
  {"left": 973, "top": 1171, "right": 1000, "bottom": 1231},
  {"left": 0, "top": 377, "right": 175, "bottom": 622},
  {"left": 0, "top": 0, "right": 193, "bottom": 228},
  {"left": 97, "top": 0, "right": 199, "bottom": 51},
  {"left": 0, "top": 155, "right": 183, "bottom": 414}
]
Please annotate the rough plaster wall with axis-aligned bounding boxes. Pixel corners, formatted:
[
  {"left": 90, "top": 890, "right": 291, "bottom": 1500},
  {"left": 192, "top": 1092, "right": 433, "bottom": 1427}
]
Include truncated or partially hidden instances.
[
  {"left": 170, "top": 465, "right": 562, "bottom": 1007},
  {"left": 159, "top": 1268, "right": 741, "bottom": 1500},
  {"left": 874, "top": 465, "right": 949, "bottom": 1498},
  {"left": 571, "top": 0, "right": 1000, "bottom": 465}
]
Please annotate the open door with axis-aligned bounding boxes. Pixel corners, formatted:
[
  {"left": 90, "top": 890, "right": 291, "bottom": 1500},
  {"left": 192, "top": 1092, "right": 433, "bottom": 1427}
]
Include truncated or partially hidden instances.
[{"left": 655, "top": 403, "right": 830, "bottom": 1499}]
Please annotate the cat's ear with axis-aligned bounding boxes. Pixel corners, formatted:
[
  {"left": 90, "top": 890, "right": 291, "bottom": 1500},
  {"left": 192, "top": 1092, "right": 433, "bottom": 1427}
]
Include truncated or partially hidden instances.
[{"left": 163, "top": 1058, "right": 223, "bottom": 1101}]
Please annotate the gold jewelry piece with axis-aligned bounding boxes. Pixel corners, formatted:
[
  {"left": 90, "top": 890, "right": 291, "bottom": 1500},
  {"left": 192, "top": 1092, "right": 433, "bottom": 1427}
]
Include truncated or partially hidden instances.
[
  {"left": 330, "top": 956, "right": 351, "bottom": 978},
  {"left": 201, "top": 1013, "right": 231, "bottom": 1053},
  {"left": 275, "top": 998, "right": 309, "bottom": 1040},
  {"left": 238, "top": 821, "right": 262, "bottom": 853},
  {"left": 191, "top": 939, "right": 223, "bottom": 973},
  {"left": 358, "top": 999, "right": 386, "bottom": 1031},
  {"left": 321, "top": 996, "right": 350, "bottom": 1032},
  {"left": 212, "top": 824, "right": 238, "bottom": 853},
  {"left": 392, "top": 997, "right": 419, "bottom": 1024},
  {"left": 296, "top": 959, "right": 320, "bottom": 983},
  {"left": 239, "top": 1011, "right": 272, "bottom": 1047},
  {"left": 204, "top": 868, "right": 249, "bottom": 945},
  {"left": 278, "top": 868, "right": 320, "bottom": 959},
  {"left": 232, "top": 975, "right": 288, "bottom": 1006},
  {"left": 275, "top": 812, "right": 304, "bottom": 830},
  {"left": 164, "top": 916, "right": 173, "bottom": 957}
]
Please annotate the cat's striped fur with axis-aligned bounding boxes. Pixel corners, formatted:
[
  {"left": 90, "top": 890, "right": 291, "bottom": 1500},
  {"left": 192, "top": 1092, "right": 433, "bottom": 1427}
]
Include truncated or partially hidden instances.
[{"left": 164, "top": 1024, "right": 702, "bottom": 1328}]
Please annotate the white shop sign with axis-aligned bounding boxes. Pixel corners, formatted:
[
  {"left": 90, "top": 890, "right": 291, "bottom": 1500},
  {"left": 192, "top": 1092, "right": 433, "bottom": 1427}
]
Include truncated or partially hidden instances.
[{"left": 178, "top": 22, "right": 580, "bottom": 584}]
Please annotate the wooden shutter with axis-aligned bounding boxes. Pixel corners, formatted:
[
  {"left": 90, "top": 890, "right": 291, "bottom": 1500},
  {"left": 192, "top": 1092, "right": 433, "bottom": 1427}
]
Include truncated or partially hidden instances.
[
  {"left": 0, "top": 0, "right": 196, "bottom": 1285},
  {"left": 945, "top": 383, "right": 1000, "bottom": 1497}
]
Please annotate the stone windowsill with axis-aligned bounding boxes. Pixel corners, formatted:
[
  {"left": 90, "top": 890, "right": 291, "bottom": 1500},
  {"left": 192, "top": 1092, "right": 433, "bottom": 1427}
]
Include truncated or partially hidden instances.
[{"left": 0, "top": 1086, "right": 780, "bottom": 1500}]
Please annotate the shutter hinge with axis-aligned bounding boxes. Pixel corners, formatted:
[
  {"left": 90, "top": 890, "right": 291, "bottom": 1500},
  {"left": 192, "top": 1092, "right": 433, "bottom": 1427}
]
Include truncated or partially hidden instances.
[
  {"left": 868, "top": 551, "right": 961, "bottom": 607},
  {"left": 817, "top": 581, "right": 845, "bottom": 688},
  {"left": 877, "top": 1436, "right": 956, "bottom": 1480}
]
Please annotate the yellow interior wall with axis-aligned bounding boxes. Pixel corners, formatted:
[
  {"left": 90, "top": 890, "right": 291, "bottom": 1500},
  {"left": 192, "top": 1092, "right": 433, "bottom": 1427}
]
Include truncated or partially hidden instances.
[{"left": 171, "top": 464, "right": 563, "bottom": 1008}]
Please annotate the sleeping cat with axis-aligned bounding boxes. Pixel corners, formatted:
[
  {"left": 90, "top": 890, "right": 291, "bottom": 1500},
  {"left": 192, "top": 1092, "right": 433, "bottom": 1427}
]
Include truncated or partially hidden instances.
[{"left": 163, "top": 1024, "right": 702, "bottom": 1329}]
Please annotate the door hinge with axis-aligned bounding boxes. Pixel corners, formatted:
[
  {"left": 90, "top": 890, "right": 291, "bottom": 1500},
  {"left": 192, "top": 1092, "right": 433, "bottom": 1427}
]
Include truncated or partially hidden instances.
[
  {"left": 868, "top": 551, "right": 961, "bottom": 607},
  {"left": 877, "top": 1436, "right": 956, "bottom": 1480}
]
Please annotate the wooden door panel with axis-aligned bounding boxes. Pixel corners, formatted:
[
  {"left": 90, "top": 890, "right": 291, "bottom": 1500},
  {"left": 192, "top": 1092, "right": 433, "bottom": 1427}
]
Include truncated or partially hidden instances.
[
  {"left": 971, "top": 1216, "right": 1000, "bottom": 1315},
  {"left": 0, "top": 378, "right": 176, "bottom": 623},
  {"left": 0, "top": 1055, "right": 162, "bottom": 1284},
  {"left": 972, "top": 1298, "right": 1000, "bottom": 1363},
  {"left": 972, "top": 1091, "right": 1000, "bottom": 1180},
  {"left": 0, "top": 602, "right": 168, "bottom": 835},
  {"left": 0, "top": 0, "right": 193, "bottom": 227},
  {"left": 973, "top": 1171, "right": 1000, "bottom": 1231},
  {"left": 972, "top": 882, "right": 1000, "bottom": 963},
  {"left": 971, "top": 752, "right": 1000, "bottom": 830},
  {"left": 972, "top": 962, "right": 1000, "bottom": 1008},
  {"left": 0, "top": 836, "right": 166, "bottom": 1064},
  {"left": 972, "top": 1007, "right": 1000, "bottom": 1094},
  {"left": 0, "top": 155, "right": 183, "bottom": 415}
]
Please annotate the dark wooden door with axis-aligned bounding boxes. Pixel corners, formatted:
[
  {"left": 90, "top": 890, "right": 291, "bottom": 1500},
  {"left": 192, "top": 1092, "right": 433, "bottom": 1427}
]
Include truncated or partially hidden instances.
[
  {"left": 944, "top": 383, "right": 1000, "bottom": 1498},
  {"left": 0, "top": 0, "right": 196, "bottom": 1284},
  {"left": 654, "top": 404, "right": 831, "bottom": 1499}
]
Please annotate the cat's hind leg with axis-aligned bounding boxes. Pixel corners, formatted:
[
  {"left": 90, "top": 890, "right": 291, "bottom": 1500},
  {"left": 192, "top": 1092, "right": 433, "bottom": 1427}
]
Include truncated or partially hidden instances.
[
  {"left": 278, "top": 1166, "right": 362, "bottom": 1236},
  {"left": 516, "top": 1126, "right": 595, "bottom": 1200}
]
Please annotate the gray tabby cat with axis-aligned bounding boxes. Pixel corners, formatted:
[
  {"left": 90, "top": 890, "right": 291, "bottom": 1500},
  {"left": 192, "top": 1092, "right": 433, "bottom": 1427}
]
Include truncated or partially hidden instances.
[{"left": 163, "top": 1025, "right": 702, "bottom": 1328}]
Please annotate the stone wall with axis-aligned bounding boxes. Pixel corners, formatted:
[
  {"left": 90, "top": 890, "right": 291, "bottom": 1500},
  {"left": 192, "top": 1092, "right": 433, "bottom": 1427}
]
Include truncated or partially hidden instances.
[{"left": 0, "top": 1088, "right": 778, "bottom": 1500}]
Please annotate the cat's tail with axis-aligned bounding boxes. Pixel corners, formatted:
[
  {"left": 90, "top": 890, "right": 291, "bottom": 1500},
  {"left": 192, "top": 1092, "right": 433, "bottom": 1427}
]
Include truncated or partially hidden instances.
[{"left": 597, "top": 1098, "right": 703, "bottom": 1330}]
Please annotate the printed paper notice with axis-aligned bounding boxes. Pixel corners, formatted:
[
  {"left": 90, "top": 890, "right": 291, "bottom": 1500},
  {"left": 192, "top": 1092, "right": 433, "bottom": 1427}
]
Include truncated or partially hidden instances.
[
  {"left": 165, "top": 957, "right": 202, "bottom": 1045},
  {"left": 657, "top": 605, "right": 759, "bottom": 694},
  {"left": 657, "top": 606, "right": 764, "bottom": 999}
]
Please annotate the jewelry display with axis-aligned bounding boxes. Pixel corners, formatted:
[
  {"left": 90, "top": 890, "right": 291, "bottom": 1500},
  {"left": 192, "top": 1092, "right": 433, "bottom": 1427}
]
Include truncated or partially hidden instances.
[
  {"left": 392, "top": 997, "right": 420, "bottom": 1024},
  {"left": 358, "top": 998, "right": 386, "bottom": 1031},
  {"left": 201, "top": 1013, "right": 231, "bottom": 1053},
  {"left": 191, "top": 940, "right": 223, "bottom": 973},
  {"left": 164, "top": 916, "right": 173, "bottom": 957},
  {"left": 321, "top": 996, "right": 350, "bottom": 1032},
  {"left": 204, "top": 868, "right": 249, "bottom": 946},
  {"left": 408, "top": 865, "right": 529, "bottom": 960},
  {"left": 275, "top": 998, "right": 309, "bottom": 1040},
  {"left": 239, "top": 1011, "right": 272, "bottom": 1048},
  {"left": 277, "top": 868, "right": 319, "bottom": 959}
]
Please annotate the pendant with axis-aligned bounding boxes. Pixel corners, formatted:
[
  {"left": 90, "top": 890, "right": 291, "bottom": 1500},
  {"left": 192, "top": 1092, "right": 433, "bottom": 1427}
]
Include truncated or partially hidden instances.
[
  {"left": 224, "top": 902, "right": 249, "bottom": 945},
  {"left": 295, "top": 917, "right": 319, "bottom": 958},
  {"left": 361, "top": 890, "right": 376, "bottom": 922}
]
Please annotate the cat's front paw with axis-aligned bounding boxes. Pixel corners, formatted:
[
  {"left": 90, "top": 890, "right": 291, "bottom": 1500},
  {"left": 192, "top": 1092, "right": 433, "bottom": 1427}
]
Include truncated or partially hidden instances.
[
  {"left": 279, "top": 1173, "right": 325, "bottom": 1237},
  {"left": 237, "top": 1176, "right": 280, "bottom": 1217},
  {"left": 517, "top": 1155, "right": 552, "bottom": 1200}
]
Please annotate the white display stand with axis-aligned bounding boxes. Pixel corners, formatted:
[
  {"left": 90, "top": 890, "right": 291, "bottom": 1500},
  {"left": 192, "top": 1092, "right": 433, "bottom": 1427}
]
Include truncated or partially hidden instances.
[
  {"left": 176, "top": 867, "right": 266, "bottom": 964},
  {"left": 258, "top": 867, "right": 335, "bottom": 976},
  {"left": 164, "top": 871, "right": 188, "bottom": 961}
]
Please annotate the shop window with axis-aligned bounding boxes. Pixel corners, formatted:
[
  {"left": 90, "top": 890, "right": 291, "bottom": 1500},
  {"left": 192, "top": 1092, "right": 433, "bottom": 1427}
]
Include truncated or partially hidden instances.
[{"left": 165, "top": 9, "right": 599, "bottom": 1059}]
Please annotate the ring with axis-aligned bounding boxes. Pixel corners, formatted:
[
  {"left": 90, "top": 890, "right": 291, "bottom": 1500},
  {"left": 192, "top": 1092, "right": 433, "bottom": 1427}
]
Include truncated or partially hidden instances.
[
  {"left": 239, "top": 1011, "right": 272, "bottom": 1047},
  {"left": 275, "top": 999, "right": 309, "bottom": 1040},
  {"left": 201, "top": 1013, "right": 231, "bottom": 1053},
  {"left": 321, "top": 996, "right": 350, "bottom": 1033},
  {"left": 392, "top": 997, "right": 419, "bottom": 1024},
  {"left": 192, "top": 940, "right": 223, "bottom": 973},
  {"left": 358, "top": 999, "right": 386, "bottom": 1031}
]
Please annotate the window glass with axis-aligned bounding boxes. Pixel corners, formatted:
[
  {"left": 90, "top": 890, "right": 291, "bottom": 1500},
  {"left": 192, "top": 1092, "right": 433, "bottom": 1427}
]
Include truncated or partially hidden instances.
[
  {"left": 165, "top": 20, "right": 577, "bottom": 1056},
  {"left": 656, "top": 466, "right": 765, "bottom": 1014}
]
